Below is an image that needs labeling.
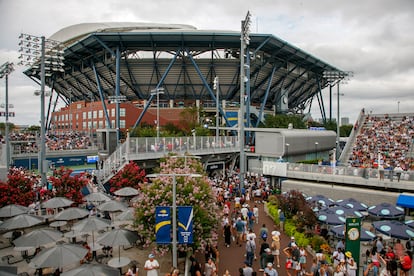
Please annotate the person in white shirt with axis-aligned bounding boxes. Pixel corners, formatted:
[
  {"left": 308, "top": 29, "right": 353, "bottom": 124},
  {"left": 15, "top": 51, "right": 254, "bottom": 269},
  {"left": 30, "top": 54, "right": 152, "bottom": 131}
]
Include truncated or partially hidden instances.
[
  {"left": 144, "top": 254, "right": 160, "bottom": 276},
  {"left": 253, "top": 205, "right": 259, "bottom": 224}
]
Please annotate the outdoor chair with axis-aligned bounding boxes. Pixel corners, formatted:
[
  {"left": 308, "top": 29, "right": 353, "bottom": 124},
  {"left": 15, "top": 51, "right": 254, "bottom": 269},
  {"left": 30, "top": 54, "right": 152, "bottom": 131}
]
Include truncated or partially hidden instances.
[{"left": 2, "top": 254, "right": 24, "bottom": 264}]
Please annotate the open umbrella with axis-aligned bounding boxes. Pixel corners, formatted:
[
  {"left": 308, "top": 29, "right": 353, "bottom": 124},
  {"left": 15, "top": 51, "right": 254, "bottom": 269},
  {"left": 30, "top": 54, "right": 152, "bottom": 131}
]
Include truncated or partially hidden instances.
[
  {"left": 368, "top": 203, "right": 404, "bottom": 219},
  {"left": 306, "top": 195, "right": 335, "bottom": 208},
  {"left": 84, "top": 192, "right": 111, "bottom": 203},
  {"left": 330, "top": 225, "right": 376, "bottom": 241},
  {"left": 115, "top": 208, "right": 135, "bottom": 221},
  {"left": 97, "top": 229, "right": 138, "bottom": 261},
  {"left": 97, "top": 200, "right": 127, "bottom": 212},
  {"left": 321, "top": 206, "right": 364, "bottom": 218},
  {"left": 335, "top": 198, "right": 368, "bottom": 211},
  {"left": 113, "top": 187, "right": 139, "bottom": 197},
  {"left": 54, "top": 207, "right": 89, "bottom": 221},
  {"left": 72, "top": 216, "right": 111, "bottom": 248},
  {"left": 29, "top": 243, "right": 88, "bottom": 270},
  {"left": 0, "top": 204, "right": 28, "bottom": 218},
  {"left": 61, "top": 263, "right": 120, "bottom": 276},
  {"left": 13, "top": 229, "right": 62, "bottom": 248},
  {"left": 42, "top": 197, "right": 74, "bottom": 209},
  {"left": 317, "top": 209, "right": 346, "bottom": 225},
  {"left": 405, "top": 220, "right": 414, "bottom": 228},
  {"left": 372, "top": 220, "right": 414, "bottom": 240},
  {"left": 0, "top": 214, "right": 43, "bottom": 231}
]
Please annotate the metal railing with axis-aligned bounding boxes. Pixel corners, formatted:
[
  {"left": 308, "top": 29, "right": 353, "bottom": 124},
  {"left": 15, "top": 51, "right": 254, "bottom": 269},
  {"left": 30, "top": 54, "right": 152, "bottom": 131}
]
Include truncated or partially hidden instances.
[{"left": 97, "top": 135, "right": 240, "bottom": 185}]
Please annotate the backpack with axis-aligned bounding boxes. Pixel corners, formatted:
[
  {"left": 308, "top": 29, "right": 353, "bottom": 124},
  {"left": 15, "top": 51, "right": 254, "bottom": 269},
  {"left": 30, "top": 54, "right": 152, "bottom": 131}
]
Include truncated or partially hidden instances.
[{"left": 261, "top": 230, "right": 267, "bottom": 240}]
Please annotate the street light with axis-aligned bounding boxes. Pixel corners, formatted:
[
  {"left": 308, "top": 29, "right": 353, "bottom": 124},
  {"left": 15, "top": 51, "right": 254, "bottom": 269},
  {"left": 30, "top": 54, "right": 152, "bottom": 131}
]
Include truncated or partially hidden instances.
[
  {"left": 213, "top": 77, "right": 219, "bottom": 147},
  {"left": 18, "top": 33, "right": 65, "bottom": 186},
  {"left": 146, "top": 172, "right": 202, "bottom": 268},
  {"left": 151, "top": 88, "right": 165, "bottom": 142},
  {"left": 323, "top": 70, "right": 352, "bottom": 157},
  {"left": 0, "top": 62, "right": 14, "bottom": 172},
  {"left": 315, "top": 142, "right": 319, "bottom": 160},
  {"left": 239, "top": 11, "right": 252, "bottom": 186},
  {"left": 397, "top": 101, "right": 400, "bottom": 113}
]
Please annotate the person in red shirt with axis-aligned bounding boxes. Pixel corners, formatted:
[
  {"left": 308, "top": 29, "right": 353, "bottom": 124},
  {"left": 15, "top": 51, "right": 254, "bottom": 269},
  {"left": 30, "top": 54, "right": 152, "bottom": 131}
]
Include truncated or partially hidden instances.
[{"left": 400, "top": 250, "right": 412, "bottom": 276}]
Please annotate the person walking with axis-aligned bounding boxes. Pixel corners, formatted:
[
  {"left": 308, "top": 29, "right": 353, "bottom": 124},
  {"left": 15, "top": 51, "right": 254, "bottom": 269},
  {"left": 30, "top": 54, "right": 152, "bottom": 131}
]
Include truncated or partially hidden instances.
[
  {"left": 264, "top": 262, "right": 278, "bottom": 276},
  {"left": 204, "top": 257, "right": 217, "bottom": 276},
  {"left": 279, "top": 210, "right": 286, "bottom": 232},
  {"left": 144, "top": 254, "right": 160, "bottom": 276},
  {"left": 245, "top": 236, "right": 256, "bottom": 267}
]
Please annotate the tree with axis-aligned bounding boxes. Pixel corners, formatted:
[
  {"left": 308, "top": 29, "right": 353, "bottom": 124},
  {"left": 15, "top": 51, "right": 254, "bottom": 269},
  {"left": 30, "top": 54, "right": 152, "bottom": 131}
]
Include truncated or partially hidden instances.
[
  {"left": 108, "top": 161, "right": 146, "bottom": 193},
  {"left": 163, "top": 122, "right": 185, "bottom": 137},
  {"left": 179, "top": 106, "right": 201, "bottom": 134},
  {"left": 133, "top": 155, "right": 220, "bottom": 252},
  {"left": 276, "top": 190, "right": 317, "bottom": 231},
  {"left": 0, "top": 167, "right": 38, "bottom": 207},
  {"left": 340, "top": 124, "right": 353, "bottom": 137},
  {"left": 0, "top": 122, "right": 16, "bottom": 134},
  {"left": 263, "top": 114, "right": 307, "bottom": 129},
  {"left": 48, "top": 167, "right": 88, "bottom": 205},
  {"left": 129, "top": 123, "right": 156, "bottom": 137}
]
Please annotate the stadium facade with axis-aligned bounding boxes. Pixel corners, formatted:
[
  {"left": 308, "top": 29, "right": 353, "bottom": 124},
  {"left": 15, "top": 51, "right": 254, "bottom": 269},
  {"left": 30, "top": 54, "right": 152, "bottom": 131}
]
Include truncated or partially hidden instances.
[{"left": 21, "top": 22, "right": 348, "bottom": 134}]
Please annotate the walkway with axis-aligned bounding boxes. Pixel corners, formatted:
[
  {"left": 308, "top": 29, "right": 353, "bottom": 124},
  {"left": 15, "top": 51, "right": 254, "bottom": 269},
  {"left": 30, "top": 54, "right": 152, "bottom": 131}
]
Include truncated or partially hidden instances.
[{"left": 215, "top": 201, "right": 312, "bottom": 276}]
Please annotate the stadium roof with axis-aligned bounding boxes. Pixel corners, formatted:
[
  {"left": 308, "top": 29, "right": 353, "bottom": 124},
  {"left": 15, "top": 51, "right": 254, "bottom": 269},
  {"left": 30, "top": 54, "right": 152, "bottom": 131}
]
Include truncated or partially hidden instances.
[{"left": 24, "top": 22, "right": 347, "bottom": 122}]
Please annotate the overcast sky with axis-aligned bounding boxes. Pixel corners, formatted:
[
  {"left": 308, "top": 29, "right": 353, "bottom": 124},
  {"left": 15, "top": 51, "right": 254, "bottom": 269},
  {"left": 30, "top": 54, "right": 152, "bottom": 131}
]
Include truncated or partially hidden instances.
[{"left": 0, "top": 0, "right": 413, "bottom": 126}]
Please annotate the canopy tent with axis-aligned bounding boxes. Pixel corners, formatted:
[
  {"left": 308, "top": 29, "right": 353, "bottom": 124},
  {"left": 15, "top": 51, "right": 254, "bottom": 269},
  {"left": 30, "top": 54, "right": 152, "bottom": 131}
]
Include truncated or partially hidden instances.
[{"left": 396, "top": 193, "right": 414, "bottom": 209}]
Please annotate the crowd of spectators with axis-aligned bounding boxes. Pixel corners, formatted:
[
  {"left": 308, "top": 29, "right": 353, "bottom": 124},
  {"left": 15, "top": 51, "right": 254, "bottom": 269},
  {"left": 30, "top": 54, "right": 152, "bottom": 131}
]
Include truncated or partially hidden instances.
[
  {"left": 349, "top": 114, "right": 414, "bottom": 172},
  {"left": 5, "top": 131, "right": 94, "bottom": 153}
]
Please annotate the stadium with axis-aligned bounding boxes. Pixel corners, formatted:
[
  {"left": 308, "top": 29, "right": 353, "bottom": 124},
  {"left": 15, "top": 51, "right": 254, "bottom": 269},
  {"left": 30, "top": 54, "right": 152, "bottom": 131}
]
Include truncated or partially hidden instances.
[{"left": 20, "top": 21, "right": 348, "bottom": 133}]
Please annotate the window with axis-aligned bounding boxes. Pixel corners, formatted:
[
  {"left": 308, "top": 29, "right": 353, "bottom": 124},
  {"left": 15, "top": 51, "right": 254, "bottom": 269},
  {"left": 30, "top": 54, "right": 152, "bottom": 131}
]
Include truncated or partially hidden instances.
[
  {"left": 120, "top": 108, "right": 126, "bottom": 117},
  {"left": 83, "top": 112, "right": 87, "bottom": 119},
  {"left": 120, "top": 120, "right": 126, "bottom": 128},
  {"left": 99, "top": 110, "right": 103, "bottom": 118}
]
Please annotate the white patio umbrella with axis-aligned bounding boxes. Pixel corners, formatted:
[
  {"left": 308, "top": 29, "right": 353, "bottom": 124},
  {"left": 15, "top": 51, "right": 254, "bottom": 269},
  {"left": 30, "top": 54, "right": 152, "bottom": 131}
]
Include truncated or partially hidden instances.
[
  {"left": 97, "top": 200, "right": 127, "bottom": 212},
  {"left": 54, "top": 207, "right": 89, "bottom": 221},
  {"left": 42, "top": 197, "right": 74, "bottom": 209},
  {"left": 72, "top": 216, "right": 111, "bottom": 248},
  {"left": 84, "top": 192, "right": 111, "bottom": 203},
  {"left": 115, "top": 208, "right": 135, "bottom": 221},
  {"left": 113, "top": 187, "right": 139, "bottom": 197},
  {"left": 0, "top": 214, "right": 44, "bottom": 231},
  {"left": 29, "top": 243, "right": 88, "bottom": 270},
  {"left": 0, "top": 204, "right": 29, "bottom": 218},
  {"left": 13, "top": 229, "right": 62, "bottom": 248},
  {"left": 61, "top": 263, "right": 120, "bottom": 276},
  {"left": 97, "top": 229, "right": 138, "bottom": 261}
]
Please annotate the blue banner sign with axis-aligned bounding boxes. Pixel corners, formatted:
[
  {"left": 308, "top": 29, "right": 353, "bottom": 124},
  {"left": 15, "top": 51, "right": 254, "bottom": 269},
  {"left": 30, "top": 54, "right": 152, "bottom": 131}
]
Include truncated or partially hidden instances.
[
  {"left": 155, "top": 206, "right": 171, "bottom": 244},
  {"left": 178, "top": 206, "right": 193, "bottom": 244}
]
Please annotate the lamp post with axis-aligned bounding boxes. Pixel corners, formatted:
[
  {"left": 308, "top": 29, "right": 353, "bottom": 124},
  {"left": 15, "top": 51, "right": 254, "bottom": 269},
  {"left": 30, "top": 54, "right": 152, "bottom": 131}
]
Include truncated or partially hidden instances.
[
  {"left": 146, "top": 172, "right": 202, "bottom": 268},
  {"left": 213, "top": 77, "right": 219, "bottom": 147},
  {"left": 151, "top": 88, "right": 165, "bottom": 142},
  {"left": 239, "top": 11, "right": 252, "bottom": 186},
  {"left": 315, "top": 142, "right": 319, "bottom": 160},
  {"left": 18, "top": 33, "right": 64, "bottom": 187},
  {"left": 323, "top": 70, "right": 352, "bottom": 159},
  {"left": 0, "top": 62, "right": 14, "bottom": 172},
  {"left": 397, "top": 101, "right": 400, "bottom": 113}
]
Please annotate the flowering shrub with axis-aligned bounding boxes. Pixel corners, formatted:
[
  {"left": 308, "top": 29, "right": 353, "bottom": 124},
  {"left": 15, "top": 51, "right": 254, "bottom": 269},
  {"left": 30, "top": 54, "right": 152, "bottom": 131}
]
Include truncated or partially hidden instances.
[
  {"left": 133, "top": 155, "right": 220, "bottom": 254},
  {"left": 109, "top": 161, "right": 146, "bottom": 193},
  {"left": 48, "top": 167, "right": 88, "bottom": 205},
  {"left": 0, "top": 167, "right": 38, "bottom": 207}
]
